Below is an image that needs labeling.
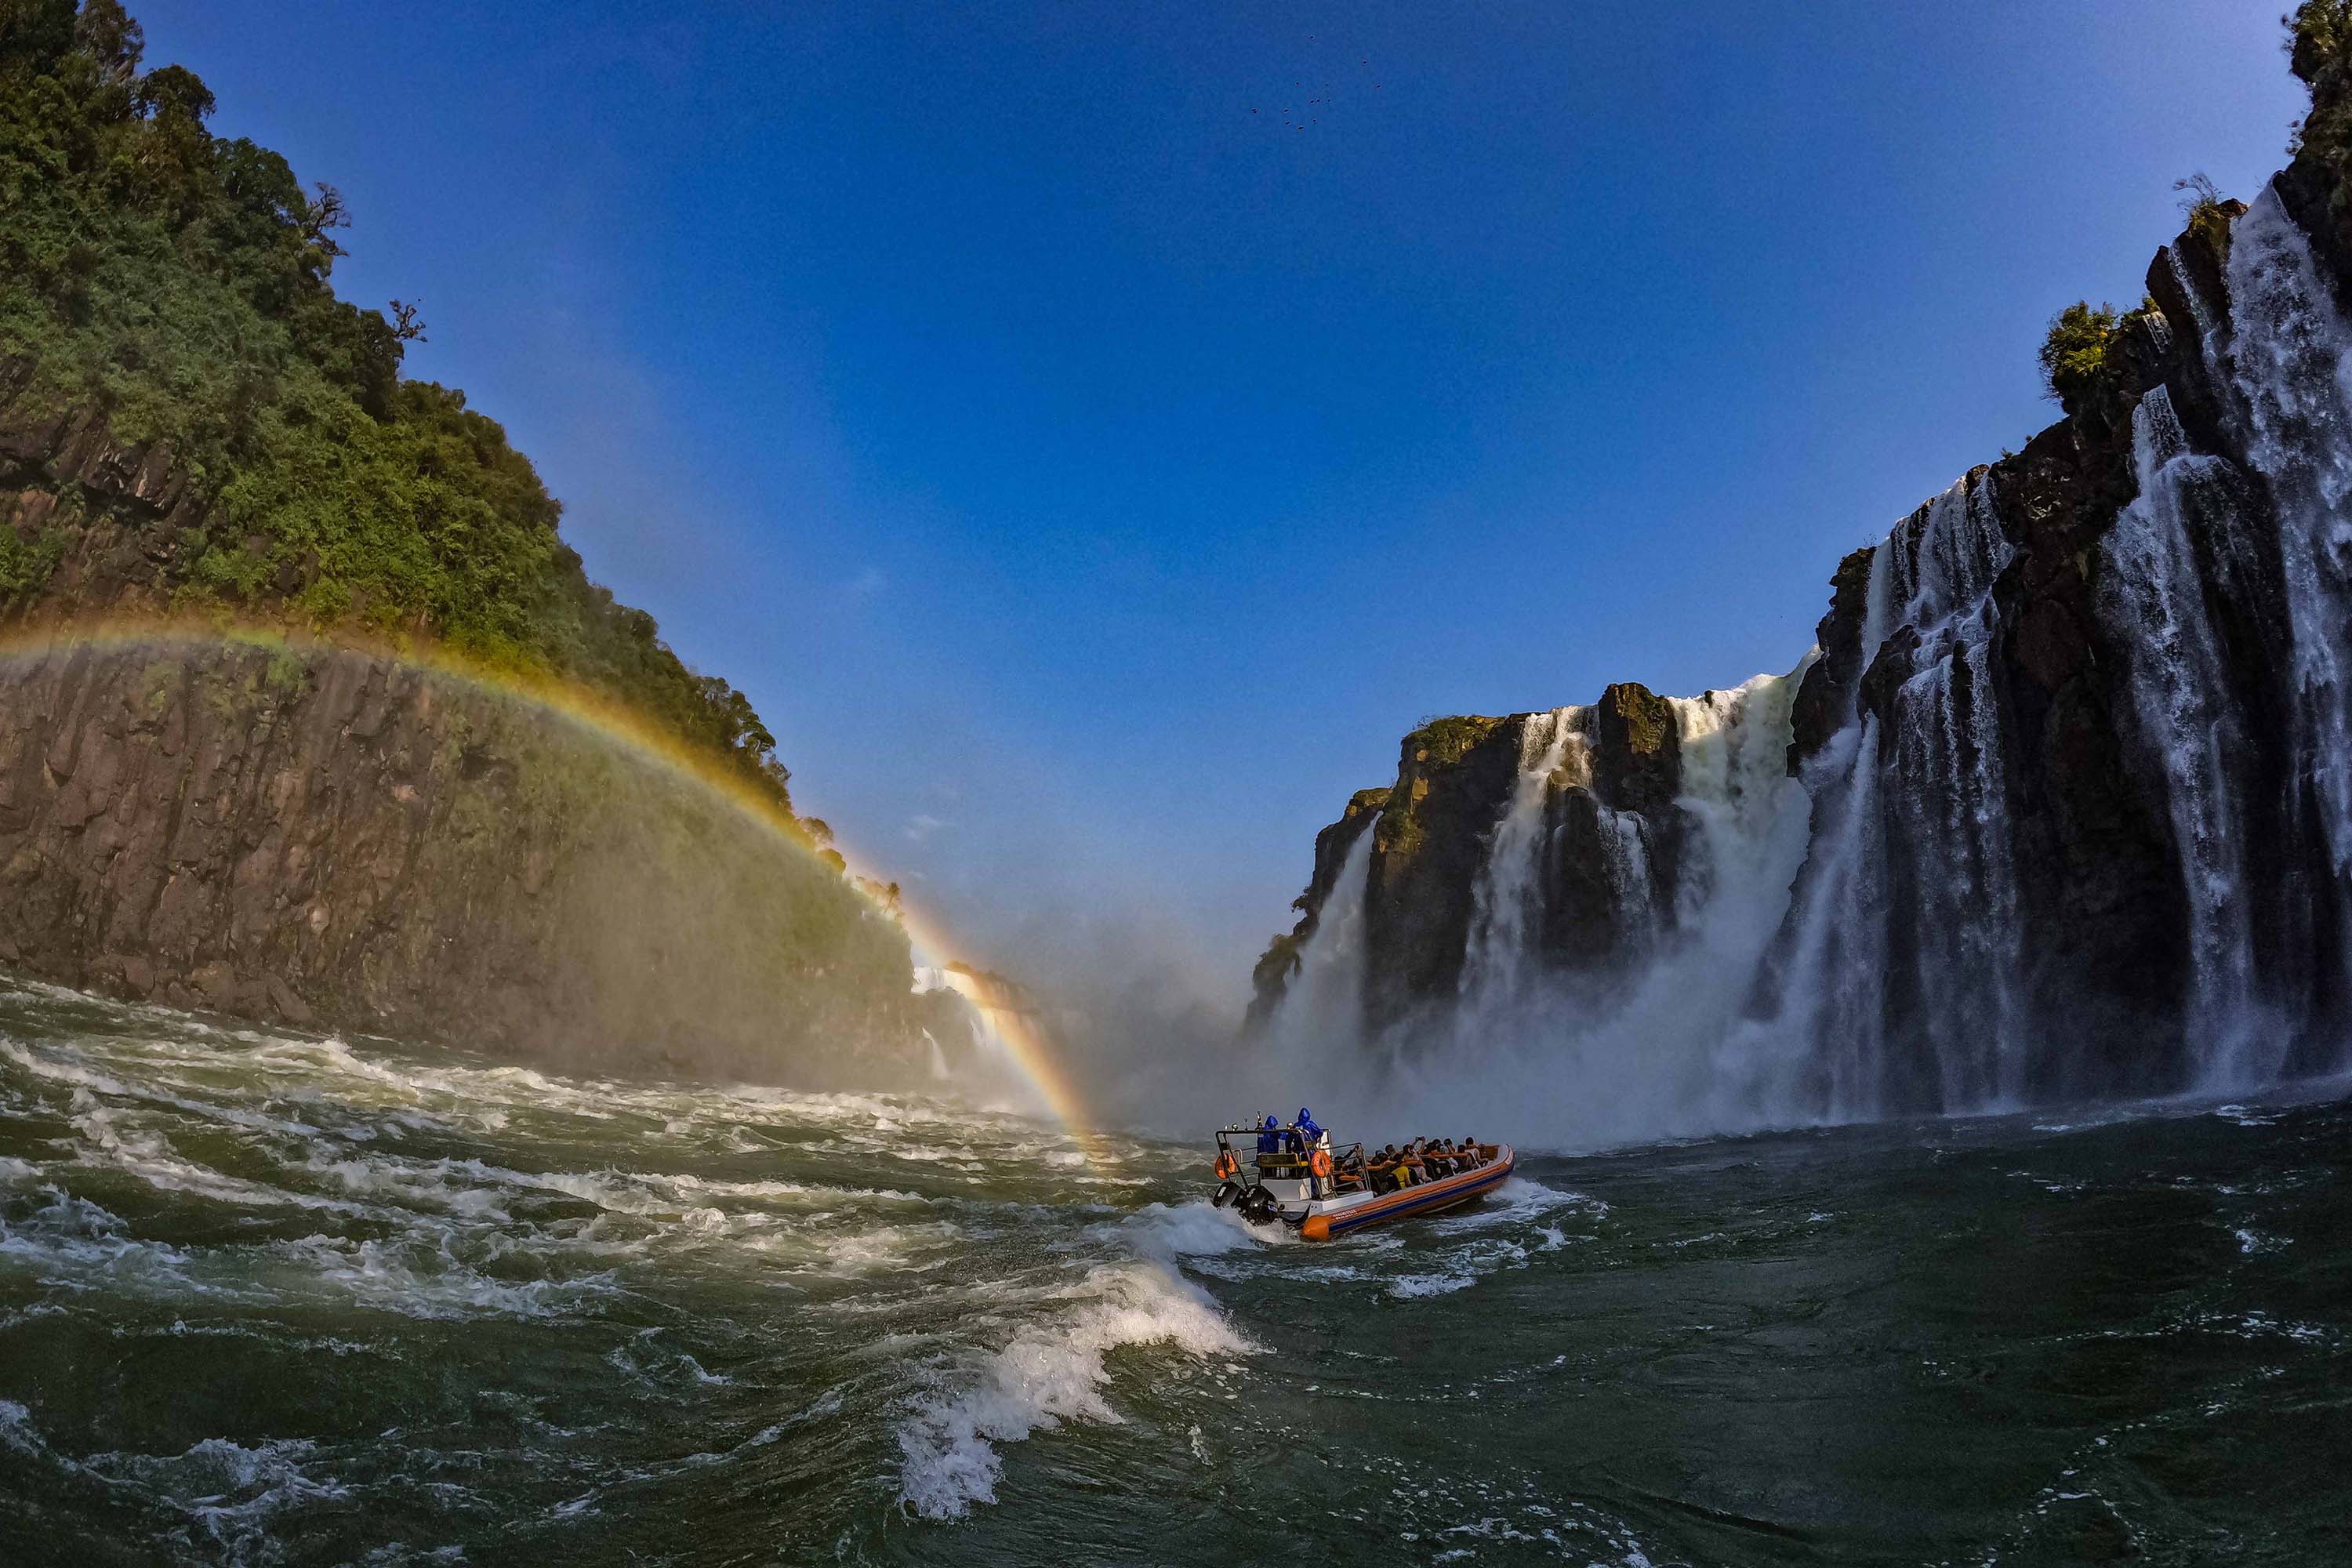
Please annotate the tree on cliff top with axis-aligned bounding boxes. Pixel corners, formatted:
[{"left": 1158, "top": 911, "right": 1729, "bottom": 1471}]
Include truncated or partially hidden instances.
[
  {"left": 0, "top": 0, "right": 809, "bottom": 829},
  {"left": 2037, "top": 302, "right": 2122, "bottom": 416}
]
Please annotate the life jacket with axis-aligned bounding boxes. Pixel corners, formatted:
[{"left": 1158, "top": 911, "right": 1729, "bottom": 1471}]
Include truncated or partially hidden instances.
[{"left": 1213, "top": 1149, "right": 1237, "bottom": 1180}]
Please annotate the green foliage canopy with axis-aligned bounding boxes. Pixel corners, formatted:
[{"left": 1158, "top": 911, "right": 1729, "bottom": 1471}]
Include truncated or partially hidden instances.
[
  {"left": 2037, "top": 301, "right": 2122, "bottom": 416},
  {"left": 0, "top": 0, "right": 808, "bottom": 826}
]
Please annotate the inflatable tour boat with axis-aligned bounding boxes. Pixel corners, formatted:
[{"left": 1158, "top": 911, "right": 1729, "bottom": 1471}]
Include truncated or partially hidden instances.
[{"left": 1208, "top": 1122, "right": 1513, "bottom": 1241}]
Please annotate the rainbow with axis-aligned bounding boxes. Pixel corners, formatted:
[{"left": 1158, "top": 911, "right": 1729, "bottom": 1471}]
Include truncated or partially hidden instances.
[{"left": 0, "top": 615, "right": 1103, "bottom": 1151}]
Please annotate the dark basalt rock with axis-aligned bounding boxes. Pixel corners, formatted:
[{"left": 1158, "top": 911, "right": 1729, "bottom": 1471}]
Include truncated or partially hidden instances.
[
  {"left": 1592, "top": 682, "right": 1680, "bottom": 814},
  {"left": 1537, "top": 784, "right": 1664, "bottom": 971},
  {"left": 1363, "top": 716, "right": 1519, "bottom": 1026},
  {"left": 1252, "top": 162, "right": 2352, "bottom": 1098},
  {"left": 1788, "top": 546, "right": 1876, "bottom": 774},
  {"left": 0, "top": 640, "right": 941, "bottom": 1088},
  {"left": 0, "top": 368, "right": 953, "bottom": 1086}
]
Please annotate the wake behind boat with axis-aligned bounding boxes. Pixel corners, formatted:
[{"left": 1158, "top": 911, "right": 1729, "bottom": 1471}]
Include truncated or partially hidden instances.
[{"left": 1210, "top": 1116, "right": 1513, "bottom": 1240}]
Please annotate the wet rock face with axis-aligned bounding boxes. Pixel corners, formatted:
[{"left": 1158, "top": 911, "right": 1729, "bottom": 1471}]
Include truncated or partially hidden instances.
[
  {"left": 1592, "top": 684, "right": 1679, "bottom": 814},
  {"left": 0, "top": 641, "right": 931, "bottom": 1088},
  {"left": 1364, "top": 717, "right": 1519, "bottom": 1025},
  {"left": 1788, "top": 546, "right": 1876, "bottom": 774},
  {"left": 1977, "top": 396, "right": 2192, "bottom": 1093},
  {"left": 1250, "top": 146, "right": 2352, "bottom": 1104},
  {"left": 1254, "top": 685, "right": 1698, "bottom": 1032}
]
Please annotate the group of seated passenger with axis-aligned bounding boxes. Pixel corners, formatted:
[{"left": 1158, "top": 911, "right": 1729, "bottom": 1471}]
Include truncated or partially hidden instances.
[{"left": 1363, "top": 1135, "right": 1490, "bottom": 1193}]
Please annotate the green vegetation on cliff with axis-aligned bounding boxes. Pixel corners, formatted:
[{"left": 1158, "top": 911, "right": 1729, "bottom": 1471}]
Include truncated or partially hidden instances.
[
  {"left": 2292, "top": 0, "right": 2352, "bottom": 183},
  {"left": 1404, "top": 714, "right": 1504, "bottom": 768},
  {"left": 0, "top": 1, "right": 804, "bottom": 824}
]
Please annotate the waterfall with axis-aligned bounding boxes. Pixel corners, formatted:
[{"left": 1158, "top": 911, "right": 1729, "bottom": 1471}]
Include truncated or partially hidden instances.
[
  {"left": 1768, "top": 713, "right": 1890, "bottom": 1117},
  {"left": 1393, "top": 662, "right": 1818, "bottom": 1141},
  {"left": 1261, "top": 826, "right": 1377, "bottom": 1048},
  {"left": 1460, "top": 707, "right": 1584, "bottom": 1005},
  {"left": 1286, "top": 183, "right": 2352, "bottom": 1134},
  {"left": 2097, "top": 388, "right": 2278, "bottom": 1085},
  {"left": 2220, "top": 192, "right": 2352, "bottom": 961},
  {"left": 1669, "top": 666, "right": 1812, "bottom": 917},
  {"left": 1780, "top": 474, "right": 2027, "bottom": 1112}
]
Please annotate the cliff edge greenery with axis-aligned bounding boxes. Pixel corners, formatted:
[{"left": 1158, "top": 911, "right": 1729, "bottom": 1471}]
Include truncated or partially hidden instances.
[{"left": 0, "top": 1, "right": 823, "bottom": 842}]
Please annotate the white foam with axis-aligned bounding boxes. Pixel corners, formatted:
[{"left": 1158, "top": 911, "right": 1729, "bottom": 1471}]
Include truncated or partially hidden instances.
[
  {"left": 87, "top": 1433, "right": 350, "bottom": 1552},
  {"left": 1428, "top": 1178, "right": 1599, "bottom": 1233},
  {"left": 1106, "top": 1200, "right": 1293, "bottom": 1261},
  {"left": 895, "top": 1261, "right": 1253, "bottom": 1519}
]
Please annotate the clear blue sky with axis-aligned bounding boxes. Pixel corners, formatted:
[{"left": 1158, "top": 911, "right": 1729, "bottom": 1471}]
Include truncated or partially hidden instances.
[{"left": 136, "top": 2, "right": 2304, "bottom": 998}]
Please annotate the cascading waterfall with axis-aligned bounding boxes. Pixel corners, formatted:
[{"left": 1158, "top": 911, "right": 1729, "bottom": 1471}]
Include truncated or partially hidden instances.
[
  {"left": 1460, "top": 707, "right": 1584, "bottom": 1005},
  {"left": 1365, "top": 664, "right": 1818, "bottom": 1139},
  {"left": 1262, "top": 183, "right": 2352, "bottom": 1134},
  {"left": 1669, "top": 666, "right": 1814, "bottom": 923},
  {"left": 2218, "top": 192, "right": 2352, "bottom": 977},
  {"left": 1264, "top": 826, "right": 1377, "bottom": 1050},
  {"left": 1766, "top": 715, "right": 1890, "bottom": 1115},
  {"left": 2098, "top": 387, "right": 2278, "bottom": 1085},
  {"left": 1770, "top": 474, "right": 2027, "bottom": 1114}
]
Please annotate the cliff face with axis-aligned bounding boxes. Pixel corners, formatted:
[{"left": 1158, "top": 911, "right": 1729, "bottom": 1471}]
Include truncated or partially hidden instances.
[
  {"left": 1364, "top": 717, "right": 1516, "bottom": 1020},
  {"left": 1256, "top": 683, "right": 1715, "bottom": 1036},
  {"left": 1248, "top": 33, "right": 2352, "bottom": 1115},
  {"left": 0, "top": 5, "right": 968, "bottom": 1080},
  {"left": 0, "top": 364, "right": 958, "bottom": 1084},
  {"left": 0, "top": 636, "right": 949, "bottom": 1087}
]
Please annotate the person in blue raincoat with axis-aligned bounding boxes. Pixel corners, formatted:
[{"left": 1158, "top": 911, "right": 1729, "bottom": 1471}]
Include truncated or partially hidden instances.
[{"left": 1255, "top": 1114, "right": 1282, "bottom": 1176}]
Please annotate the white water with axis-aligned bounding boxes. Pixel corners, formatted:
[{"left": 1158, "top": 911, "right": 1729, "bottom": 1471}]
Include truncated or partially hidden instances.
[
  {"left": 0, "top": 981, "right": 1624, "bottom": 1544},
  {"left": 1243, "top": 826, "right": 1380, "bottom": 1091},
  {"left": 1255, "top": 665, "right": 1819, "bottom": 1144},
  {"left": 2217, "top": 190, "right": 2352, "bottom": 1027},
  {"left": 1243, "top": 181, "right": 2352, "bottom": 1144},
  {"left": 1460, "top": 707, "right": 1582, "bottom": 1004},
  {"left": 2099, "top": 387, "right": 2278, "bottom": 1084},
  {"left": 1809, "top": 471, "right": 2029, "bottom": 1112}
]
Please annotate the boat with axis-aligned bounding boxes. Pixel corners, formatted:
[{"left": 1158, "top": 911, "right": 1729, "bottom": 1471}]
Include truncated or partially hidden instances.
[{"left": 1209, "top": 1121, "right": 1514, "bottom": 1240}]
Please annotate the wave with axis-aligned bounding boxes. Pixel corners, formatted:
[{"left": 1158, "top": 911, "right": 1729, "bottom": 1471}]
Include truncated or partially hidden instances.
[{"left": 894, "top": 1258, "right": 1254, "bottom": 1519}]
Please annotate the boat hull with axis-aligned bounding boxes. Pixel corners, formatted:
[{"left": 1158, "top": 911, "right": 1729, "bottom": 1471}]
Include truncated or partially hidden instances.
[{"left": 1296, "top": 1146, "right": 1513, "bottom": 1240}]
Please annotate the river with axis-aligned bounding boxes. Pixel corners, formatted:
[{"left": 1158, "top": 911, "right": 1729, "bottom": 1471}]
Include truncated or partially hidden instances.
[{"left": 1, "top": 978, "right": 2346, "bottom": 1565}]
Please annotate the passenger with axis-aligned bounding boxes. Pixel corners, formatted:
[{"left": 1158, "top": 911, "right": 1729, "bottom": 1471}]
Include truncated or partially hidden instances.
[
  {"left": 1256, "top": 1114, "right": 1281, "bottom": 1156},
  {"left": 1399, "top": 1141, "right": 1427, "bottom": 1185},
  {"left": 1297, "top": 1107, "right": 1324, "bottom": 1149},
  {"left": 1430, "top": 1139, "right": 1458, "bottom": 1178},
  {"left": 1459, "top": 1134, "right": 1486, "bottom": 1168}
]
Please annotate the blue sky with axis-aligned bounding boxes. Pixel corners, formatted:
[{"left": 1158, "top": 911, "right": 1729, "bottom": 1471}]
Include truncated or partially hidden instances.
[{"left": 137, "top": 2, "right": 2306, "bottom": 996}]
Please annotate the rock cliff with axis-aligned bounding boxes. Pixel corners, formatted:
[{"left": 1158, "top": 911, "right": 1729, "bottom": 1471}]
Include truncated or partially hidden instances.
[
  {"left": 0, "top": 7, "right": 975, "bottom": 1084},
  {"left": 0, "top": 634, "right": 953, "bottom": 1087},
  {"left": 1246, "top": 15, "right": 2352, "bottom": 1114}
]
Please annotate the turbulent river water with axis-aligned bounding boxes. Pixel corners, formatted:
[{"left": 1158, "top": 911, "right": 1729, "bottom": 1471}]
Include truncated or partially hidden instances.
[{"left": 2, "top": 979, "right": 2347, "bottom": 1566}]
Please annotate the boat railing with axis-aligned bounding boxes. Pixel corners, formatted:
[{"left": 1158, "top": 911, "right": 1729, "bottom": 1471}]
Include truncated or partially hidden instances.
[{"left": 1214, "top": 1124, "right": 1370, "bottom": 1191}]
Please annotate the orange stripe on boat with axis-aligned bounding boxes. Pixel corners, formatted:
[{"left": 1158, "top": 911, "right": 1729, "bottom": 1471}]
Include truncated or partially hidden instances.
[{"left": 1298, "top": 1148, "right": 1514, "bottom": 1240}]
